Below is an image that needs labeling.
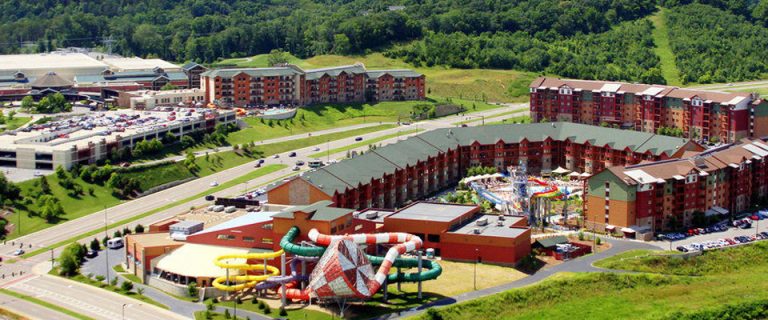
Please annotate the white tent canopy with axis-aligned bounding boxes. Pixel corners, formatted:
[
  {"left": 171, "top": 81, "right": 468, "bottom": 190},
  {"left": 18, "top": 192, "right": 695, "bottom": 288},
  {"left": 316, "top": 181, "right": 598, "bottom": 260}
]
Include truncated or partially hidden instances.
[
  {"left": 552, "top": 167, "right": 570, "bottom": 174},
  {"left": 568, "top": 172, "right": 581, "bottom": 177}
]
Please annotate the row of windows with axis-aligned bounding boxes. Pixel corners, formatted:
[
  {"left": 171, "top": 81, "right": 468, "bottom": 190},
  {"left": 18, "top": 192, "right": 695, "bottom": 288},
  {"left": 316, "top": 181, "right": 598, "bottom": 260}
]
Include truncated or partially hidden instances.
[{"left": 216, "top": 234, "right": 273, "bottom": 244}]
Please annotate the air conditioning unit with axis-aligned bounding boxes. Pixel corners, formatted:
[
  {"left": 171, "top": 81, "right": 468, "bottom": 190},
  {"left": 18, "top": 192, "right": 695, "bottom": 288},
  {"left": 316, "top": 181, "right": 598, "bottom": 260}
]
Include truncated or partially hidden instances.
[
  {"left": 473, "top": 228, "right": 481, "bottom": 234},
  {"left": 497, "top": 221, "right": 504, "bottom": 226},
  {"left": 365, "top": 211, "right": 378, "bottom": 219},
  {"left": 476, "top": 217, "right": 488, "bottom": 226}
]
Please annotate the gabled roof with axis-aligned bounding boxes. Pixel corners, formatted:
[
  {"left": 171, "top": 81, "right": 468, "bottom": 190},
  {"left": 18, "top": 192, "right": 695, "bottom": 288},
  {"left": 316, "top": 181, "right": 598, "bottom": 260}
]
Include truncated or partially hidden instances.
[
  {"left": 200, "top": 67, "right": 301, "bottom": 78},
  {"left": 305, "top": 64, "right": 366, "bottom": 80},
  {"left": 530, "top": 77, "right": 751, "bottom": 105},
  {"left": 300, "top": 122, "right": 697, "bottom": 195},
  {"left": 182, "top": 62, "right": 205, "bottom": 71},
  {"left": 31, "top": 72, "right": 72, "bottom": 88},
  {"left": 190, "top": 212, "right": 277, "bottom": 236},
  {"left": 271, "top": 201, "right": 351, "bottom": 221},
  {"left": 366, "top": 70, "right": 423, "bottom": 78}
]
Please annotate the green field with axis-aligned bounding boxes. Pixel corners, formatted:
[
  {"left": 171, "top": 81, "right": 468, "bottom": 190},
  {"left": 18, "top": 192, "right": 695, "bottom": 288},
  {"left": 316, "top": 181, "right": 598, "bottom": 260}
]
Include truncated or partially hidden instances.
[
  {"left": 216, "top": 52, "right": 535, "bottom": 103},
  {"left": 308, "top": 128, "right": 421, "bottom": 158},
  {"left": 208, "top": 299, "right": 329, "bottom": 320},
  {"left": 484, "top": 115, "right": 532, "bottom": 126},
  {"left": 649, "top": 8, "right": 682, "bottom": 86},
  {"left": 0, "top": 116, "right": 31, "bottom": 133},
  {"left": 416, "top": 243, "right": 768, "bottom": 320}
]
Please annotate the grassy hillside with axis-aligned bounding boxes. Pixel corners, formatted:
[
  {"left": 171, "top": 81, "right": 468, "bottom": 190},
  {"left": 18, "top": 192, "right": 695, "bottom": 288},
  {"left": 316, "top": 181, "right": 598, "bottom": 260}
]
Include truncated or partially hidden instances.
[
  {"left": 649, "top": 8, "right": 682, "bottom": 86},
  {"left": 416, "top": 243, "right": 768, "bottom": 320},
  {"left": 215, "top": 53, "right": 536, "bottom": 103}
]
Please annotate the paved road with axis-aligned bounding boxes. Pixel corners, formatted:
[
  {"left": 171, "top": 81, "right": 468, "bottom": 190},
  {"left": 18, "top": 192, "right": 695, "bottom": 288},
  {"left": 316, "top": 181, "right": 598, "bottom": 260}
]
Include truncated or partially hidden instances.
[
  {"left": 0, "top": 291, "right": 78, "bottom": 320},
  {"left": 648, "top": 219, "right": 768, "bottom": 251},
  {"left": 377, "top": 237, "right": 659, "bottom": 320},
  {"left": 0, "top": 105, "right": 524, "bottom": 319}
]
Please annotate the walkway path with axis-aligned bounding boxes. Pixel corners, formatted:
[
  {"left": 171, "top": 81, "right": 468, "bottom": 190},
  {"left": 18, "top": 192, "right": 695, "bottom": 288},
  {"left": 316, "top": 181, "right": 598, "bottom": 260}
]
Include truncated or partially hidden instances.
[{"left": 374, "top": 238, "right": 659, "bottom": 319}]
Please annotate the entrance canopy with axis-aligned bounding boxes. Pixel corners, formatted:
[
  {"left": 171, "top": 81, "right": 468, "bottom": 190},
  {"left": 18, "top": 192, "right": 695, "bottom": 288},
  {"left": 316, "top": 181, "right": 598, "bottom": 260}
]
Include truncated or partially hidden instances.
[{"left": 552, "top": 167, "right": 570, "bottom": 174}]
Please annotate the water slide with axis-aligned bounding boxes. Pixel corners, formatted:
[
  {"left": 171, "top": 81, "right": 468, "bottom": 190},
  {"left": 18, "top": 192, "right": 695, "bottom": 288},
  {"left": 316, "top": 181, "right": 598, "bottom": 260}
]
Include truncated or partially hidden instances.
[
  {"left": 211, "top": 250, "right": 284, "bottom": 291},
  {"left": 528, "top": 178, "right": 564, "bottom": 199},
  {"left": 279, "top": 227, "right": 442, "bottom": 300}
]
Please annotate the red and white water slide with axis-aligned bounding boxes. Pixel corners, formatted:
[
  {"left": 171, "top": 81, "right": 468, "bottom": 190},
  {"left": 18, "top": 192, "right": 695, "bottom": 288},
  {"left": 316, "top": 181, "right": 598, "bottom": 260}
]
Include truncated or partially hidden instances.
[{"left": 284, "top": 228, "right": 423, "bottom": 300}]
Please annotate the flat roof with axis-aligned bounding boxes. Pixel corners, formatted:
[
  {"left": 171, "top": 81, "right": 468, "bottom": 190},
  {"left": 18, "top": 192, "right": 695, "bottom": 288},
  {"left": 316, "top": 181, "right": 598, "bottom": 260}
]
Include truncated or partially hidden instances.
[
  {"left": 192, "top": 212, "right": 277, "bottom": 235},
  {"left": 101, "top": 57, "right": 180, "bottom": 71},
  {"left": 448, "top": 215, "right": 528, "bottom": 238},
  {"left": 354, "top": 209, "right": 395, "bottom": 223},
  {"left": 388, "top": 202, "right": 477, "bottom": 223},
  {"left": 0, "top": 53, "right": 106, "bottom": 72},
  {"left": 127, "top": 232, "right": 180, "bottom": 247}
]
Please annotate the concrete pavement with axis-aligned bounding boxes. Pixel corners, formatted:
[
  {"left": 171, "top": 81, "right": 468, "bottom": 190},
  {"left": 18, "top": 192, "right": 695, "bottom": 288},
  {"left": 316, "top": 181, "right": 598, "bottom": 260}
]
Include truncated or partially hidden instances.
[{"left": 0, "top": 291, "right": 78, "bottom": 320}]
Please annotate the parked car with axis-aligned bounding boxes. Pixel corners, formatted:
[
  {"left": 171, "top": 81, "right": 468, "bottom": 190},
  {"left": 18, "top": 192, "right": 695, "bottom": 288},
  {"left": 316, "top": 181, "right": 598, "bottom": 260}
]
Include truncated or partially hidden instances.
[
  {"left": 85, "top": 250, "right": 97, "bottom": 258},
  {"left": 12, "top": 249, "right": 24, "bottom": 256},
  {"left": 355, "top": 137, "right": 363, "bottom": 141},
  {"left": 210, "top": 181, "right": 219, "bottom": 187},
  {"left": 289, "top": 152, "right": 297, "bottom": 157},
  {"left": 205, "top": 195, "right": 215, "bottom": 201},
  {"left": 273, "top": 154, "right": 280, "bottom": 158},
  {"left": 292, "top": 166, "right": 301, "bottom": 171},
  {"left": 676, "top": 246, "right": 689, "bottom": 252},
  {"left": 313, "top": 147, "right": 321, "bottom": 151},
  {"left": 295, "top": 160, "right": 305, "bottom": 166}
]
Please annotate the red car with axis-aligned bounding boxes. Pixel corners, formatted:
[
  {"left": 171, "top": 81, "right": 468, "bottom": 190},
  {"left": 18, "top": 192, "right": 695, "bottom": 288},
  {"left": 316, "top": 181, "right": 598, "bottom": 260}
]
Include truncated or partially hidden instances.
[{"left": 750, "top": 215, "right": 760, "bottom": 221}]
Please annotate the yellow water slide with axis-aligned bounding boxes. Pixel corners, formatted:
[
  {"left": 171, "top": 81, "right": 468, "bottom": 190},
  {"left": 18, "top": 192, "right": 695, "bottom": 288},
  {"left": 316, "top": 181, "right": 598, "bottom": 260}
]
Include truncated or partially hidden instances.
[{"left": 212, "top": 250, "right": 284, "bottom": 291}]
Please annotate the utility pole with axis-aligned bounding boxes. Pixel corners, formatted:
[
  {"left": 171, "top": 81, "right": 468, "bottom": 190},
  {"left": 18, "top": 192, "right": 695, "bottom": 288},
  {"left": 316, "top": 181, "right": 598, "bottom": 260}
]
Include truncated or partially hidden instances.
[
  {"left": 50, "top": 248, "right": 54, "bottom": 270},
  {"left": 102, "top": 35, "right": 116, "bottom": 55}
]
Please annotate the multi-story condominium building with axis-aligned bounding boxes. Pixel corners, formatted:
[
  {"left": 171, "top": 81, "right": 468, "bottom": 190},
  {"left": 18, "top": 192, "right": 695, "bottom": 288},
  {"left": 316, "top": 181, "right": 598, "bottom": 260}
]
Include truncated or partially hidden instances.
[
  {"left": 529, "top": 77, "right": 768, "bottom": 144},
  {"left": 200, "top": 63, "right": 425, "bottom": 107},
  {"left": 586, "top": 139, "right": 768, "bottom": 235},
  {"left": 267, "top": 122, "right": 702, "bottom": 210}
]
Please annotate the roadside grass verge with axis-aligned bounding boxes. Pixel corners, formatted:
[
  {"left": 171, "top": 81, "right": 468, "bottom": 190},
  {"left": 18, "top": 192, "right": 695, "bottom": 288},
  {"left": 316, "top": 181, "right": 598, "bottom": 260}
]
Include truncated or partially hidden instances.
[
  {"left": 47, "top": 267, "right": 168, "bottom": 310},
  {"left": 208, "top": 298, "right": 329, "bottom": 320},
  {"left": 21, "top": 164, "right": 286, "bottom": 258},
  {"left": 0, "top": 288, "right": 94, "bottom": 320},
  {"left": 485, "top": 115, "right": 532, "bottom": 126},
  {"left": 0, "top": 117, "right": 32, "bottom": 133},
  {"left": 451, "top": 109, "right": 528, "bottom": 125},
  {"left": 308, "top": 129, "right": 421, "bottom": 158}
]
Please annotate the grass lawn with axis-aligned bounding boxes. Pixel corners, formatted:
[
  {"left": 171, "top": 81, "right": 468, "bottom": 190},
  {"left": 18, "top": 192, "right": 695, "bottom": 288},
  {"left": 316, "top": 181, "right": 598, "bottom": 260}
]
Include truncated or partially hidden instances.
[
  {"left": 0, "top": 288, "right": 94, "bottom": 320},
  {"left": 0, "top": 116, "right": 31, "bottom": 133},
  {"left": 21, "top": 164, "right": 287, "bottom": 258},
  {"left": 209, "top": 299, "right": 330, "bottom": 320},
  {"left": 216, "top": 52, "right": 535, "bottom": 103},
  {"left": 649, "top": 8, "right": 682, "bottom": 86},
  {"left": 113, "top": 265, "right": 142, "bottom": 283},
  {"left": 415, "top": 242, "right": 768, "bottom": 320},
  {"left": 194, "top": 311, "right": 248, "bottom": 320},
  {"left": 452, "top": 108, "right": 528, "bottom": 125},
  {"left": 395, "top": 260, "right": 526, "bottom": 297},
  {"left": 484, "top": 115, "right": 532, "bottom": 126},
  {"left": 308, "top": 128, "right": 421, "bottom": 158}
]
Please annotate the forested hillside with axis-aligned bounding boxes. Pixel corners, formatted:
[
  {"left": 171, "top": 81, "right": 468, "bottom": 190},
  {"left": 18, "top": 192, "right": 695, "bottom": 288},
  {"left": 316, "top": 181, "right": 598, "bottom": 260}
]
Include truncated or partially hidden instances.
[{"left": 3, "top": 0, "right": 768, "bottom": 85}]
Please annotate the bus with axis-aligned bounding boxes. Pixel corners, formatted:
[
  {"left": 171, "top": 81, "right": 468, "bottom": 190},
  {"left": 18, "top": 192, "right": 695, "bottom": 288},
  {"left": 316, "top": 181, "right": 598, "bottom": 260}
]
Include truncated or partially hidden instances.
[{"left": 308, "top": 159, "right": 324, "bottom": 168}]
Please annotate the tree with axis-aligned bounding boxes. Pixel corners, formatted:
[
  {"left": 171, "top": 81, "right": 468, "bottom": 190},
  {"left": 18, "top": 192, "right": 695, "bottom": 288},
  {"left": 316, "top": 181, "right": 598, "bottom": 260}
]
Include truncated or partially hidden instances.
[
  {"left": 90, "top": 238, "right": 101, "bottom": 251},
  {"left": 332, "top": 34, "right": 352, "bottom": 54},
  {"left": 58, "top": 242, "right": 86, "bottom": 276},
  {"left": 135, "top": 224, "right": 145, "bottom": 233},
  {"left": 8, "top": 110, "right": 15, "bottom": 121},
  {"left": 37, "top": 195, "right": 65, "bottom": 222},
  {"left": 267, "top": 49, "right": 289, "bottom": 66},
  {"left": 20, "top": 96, "right": 35, "bottom": 112},
  {"left": 184, "top": 151, "right": 198, "bottom": 172},
  {"left": 187, "top": 282, "right": 198, "bottom": 297},
  {"left": 121, "top": 280, "right": 134, "bottom": 292},
  {"left": 160, "top": 83, "right": 179, "bottom": 91},
  {"left": 55, "top": 165, "right": 67, "bottom": 179},
  {"left": 36, "top": 93, "right": 71, "bottom": 114},
  {"left": 114, "top": 230, "right": 122, "bottom": 238},
  {"left": 224, "top": 309, "right": 231, "bottom": 319},
  {"left": 38, "top": 176, "right": 51, "bottom": 194},
  {"left": 180, "top": 135, "right": 195, "bottom": 149}
]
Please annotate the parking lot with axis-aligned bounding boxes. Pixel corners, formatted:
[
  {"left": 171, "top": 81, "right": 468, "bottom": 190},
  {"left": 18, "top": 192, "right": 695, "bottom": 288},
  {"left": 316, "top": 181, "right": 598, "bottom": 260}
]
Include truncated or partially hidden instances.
[{"left": 654, "top": 214, "right": 768, "bottom": 251}]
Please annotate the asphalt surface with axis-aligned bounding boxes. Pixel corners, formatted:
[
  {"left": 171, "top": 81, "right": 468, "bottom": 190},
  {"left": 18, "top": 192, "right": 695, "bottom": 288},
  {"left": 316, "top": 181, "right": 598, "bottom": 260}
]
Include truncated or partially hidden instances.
[
  {"left": 0, "top": 105, "right": 526, "bottom": 319},
  {"left": 0, "top": 291, "right": 78, "bottom": 320}
]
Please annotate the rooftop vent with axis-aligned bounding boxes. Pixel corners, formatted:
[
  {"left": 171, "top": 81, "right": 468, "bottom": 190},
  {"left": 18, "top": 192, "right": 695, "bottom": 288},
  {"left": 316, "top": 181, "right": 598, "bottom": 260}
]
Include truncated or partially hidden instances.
[
  {"left": 473, "top": 228, "right": 481, "bottom": 234},
  {"left": 476, "top": 217, "right": 488, "bottom": 226},
  {"left": 496, "top": 221, "right": 504, "bottom": 226},
  {"left": 365, "top": 211, "right": 378, "bottom": 219}
]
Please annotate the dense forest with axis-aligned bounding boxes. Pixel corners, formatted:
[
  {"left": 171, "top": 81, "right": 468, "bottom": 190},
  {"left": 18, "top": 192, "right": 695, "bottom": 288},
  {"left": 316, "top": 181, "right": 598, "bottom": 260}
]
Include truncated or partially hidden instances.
[{"left": 2, "top": 0, "right": 768, "bottom": 84}]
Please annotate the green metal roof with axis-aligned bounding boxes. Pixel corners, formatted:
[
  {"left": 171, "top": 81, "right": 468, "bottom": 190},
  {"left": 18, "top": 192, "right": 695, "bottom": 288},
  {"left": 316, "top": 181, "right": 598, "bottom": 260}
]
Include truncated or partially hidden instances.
[
  {"left": 366, "top": 70, "right": 423, "bottom": 78},
  {"left": 305, "top": 65, "right": 366, "bottom": 80},
  {"left": 200, "top": 67, "right": 301, "bottom": 78},
  {"left": 300, "top": 122, "right": 695, "bottom": 196},
  {"left": 534, "top": 235, "right": 569, "bottom": 248},
  {"left": 271, "top": 200, "right": 351, "bottom": 221}
]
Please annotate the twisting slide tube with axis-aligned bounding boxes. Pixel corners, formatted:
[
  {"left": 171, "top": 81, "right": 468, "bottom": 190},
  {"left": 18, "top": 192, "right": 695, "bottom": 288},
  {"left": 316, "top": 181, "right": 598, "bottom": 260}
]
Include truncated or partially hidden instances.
[
  {"left": 280, "top": 226, "right": 442, "bottom": 300},
  {"left": 212, "top": 250, "right": 284, "bottom": 291}
]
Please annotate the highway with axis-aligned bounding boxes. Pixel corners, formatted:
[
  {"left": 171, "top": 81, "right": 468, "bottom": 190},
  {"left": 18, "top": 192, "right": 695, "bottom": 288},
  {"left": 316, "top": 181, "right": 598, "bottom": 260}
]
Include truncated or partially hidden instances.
[{"left": 0, "top": 104, "right": 526, "bottom": 319}]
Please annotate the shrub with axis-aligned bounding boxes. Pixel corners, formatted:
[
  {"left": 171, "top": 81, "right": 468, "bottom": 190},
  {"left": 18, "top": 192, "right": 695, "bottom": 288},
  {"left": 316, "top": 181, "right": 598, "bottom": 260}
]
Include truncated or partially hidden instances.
[
  {"left": 95, "top": 275, "right": 105, "bottom": 282},
  {"left": 425, "top": 308, "right": 444, "bottom": 320},
  {"left": 224, "top": 309, "right": 231, "bottom": 319},
  {"left": 137, "top": 287, "right": 144, "bottom": 295},
  {"left": 596, "top": 237, "right": 602, "bottom": 245},
  {"left": 235, "top": 296, "right": 242, "bottom": 304},
  {"left": 188, "top": 282, "right": 198, "bottom": 297},
  {"left": 251, "top": 296, "right": 258, "bottom": 304},
  {"left": 257, "top": 301, "right": 266, "bottom": 310},
  {"left": 203, "top": 310, "right": 212, "bottom": 320},
  {"left": 578, "top": 231, "right": 585, "bottom": 241},
  {"left": 111, "top": 276, "right": 118, "bottom": 286},
  {"left": 205, "top": 299, "right": 214, "bottom": 311},
  {"left": 134, "top": 224, "right": 145, "bottom": 233},
  {"left": 121, "top": 280, "right": 134, "bottom": 292},
  {"left": 263, "top": 305, "right": 271, "bottom": 314},
  {"left": 279, "top": 307, "right": 287, "bottom": 316}
]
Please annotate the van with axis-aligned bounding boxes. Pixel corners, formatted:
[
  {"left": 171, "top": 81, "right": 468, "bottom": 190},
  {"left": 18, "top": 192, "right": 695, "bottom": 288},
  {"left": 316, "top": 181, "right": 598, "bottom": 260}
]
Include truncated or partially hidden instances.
[
  {"left": 107, "top": 237, "right": 124, "bottom": 249},
  {"left": 308, "top": 159, "right": 324, "bottom": 168}
]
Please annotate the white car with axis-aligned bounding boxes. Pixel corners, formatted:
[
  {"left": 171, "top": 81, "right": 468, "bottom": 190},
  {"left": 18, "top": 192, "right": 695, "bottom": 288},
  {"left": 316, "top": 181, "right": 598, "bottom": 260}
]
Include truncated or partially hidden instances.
[
  {"left": 210, "top": 181, "right": 219, "bottom": 187},
  {"left": 292, "top": 166, "right": 301, "bottom": 171},
  {"left": 12, "top": 249, "right": 24, "bottom": 256}
]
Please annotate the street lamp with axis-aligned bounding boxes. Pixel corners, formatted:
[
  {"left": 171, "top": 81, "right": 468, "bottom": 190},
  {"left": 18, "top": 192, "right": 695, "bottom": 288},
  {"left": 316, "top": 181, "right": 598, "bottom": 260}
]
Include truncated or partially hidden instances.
[
  {"left": 50, "top": 248, "right": 54, "bottom": 270},
  {"left": 122, "top": 303, "right": 130, "bottom": 320}
]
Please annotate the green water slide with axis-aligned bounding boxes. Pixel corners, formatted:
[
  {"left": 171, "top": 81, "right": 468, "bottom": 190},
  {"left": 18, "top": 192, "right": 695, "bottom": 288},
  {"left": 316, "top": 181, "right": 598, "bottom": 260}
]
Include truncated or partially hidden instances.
[{"left": 279, "top": 226, "right": 442, "bottom": 283}]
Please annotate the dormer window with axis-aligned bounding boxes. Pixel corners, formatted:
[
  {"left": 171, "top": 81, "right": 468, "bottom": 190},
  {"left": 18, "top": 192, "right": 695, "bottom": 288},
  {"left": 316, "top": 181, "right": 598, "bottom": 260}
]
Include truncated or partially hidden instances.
[
  {"left": 692, "top": 98, "right": 703, "bottom": 107},
  {"left": 559, "top": 87, "right": 572, "bottom": 95},
  {"left": 601, "top": 91, "right": 615, "bottom": 97},
  {"left": 686, "top": 173, "right": 697, "bottom": 184},
  {"left": 13, "top": 72, "right": 25, "bottom": 80},
  {"left": 529, "top": 87, "right": 536, "bottom": 93},
  {"left": 644, "top": 95, "right": 654, "bottom": 101}
]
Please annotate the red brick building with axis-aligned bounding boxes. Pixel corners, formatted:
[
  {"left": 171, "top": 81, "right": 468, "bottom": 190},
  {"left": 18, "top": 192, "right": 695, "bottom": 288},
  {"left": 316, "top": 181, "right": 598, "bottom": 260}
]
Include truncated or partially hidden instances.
[
  {"left": 200, "top": 63, "right": 425, "bottom": 107},
  {"left": 586, "top": 138, "right": 768, "bottom": 234},
  {"left": 529, "top": 77, "right": 768, "bottom": 143},
  {"left": 267, "top": 123, "right": 703, "bottom": 210}
]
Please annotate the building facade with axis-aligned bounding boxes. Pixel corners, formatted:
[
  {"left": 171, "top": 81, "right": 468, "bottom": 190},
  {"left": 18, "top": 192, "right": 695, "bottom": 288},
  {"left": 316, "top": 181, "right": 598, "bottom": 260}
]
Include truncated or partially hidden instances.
[
  {"left": 586, "top": 139, "right": 768, "bottom": 234},
  {"left": 267, "top": 123, "right": 703, "bottom": 210},
  {"left": 200, "top": 63, "right": 425, "bottom": 107},
  {"left": 529, "top": 77, "right": 768, "bottom": 143}
]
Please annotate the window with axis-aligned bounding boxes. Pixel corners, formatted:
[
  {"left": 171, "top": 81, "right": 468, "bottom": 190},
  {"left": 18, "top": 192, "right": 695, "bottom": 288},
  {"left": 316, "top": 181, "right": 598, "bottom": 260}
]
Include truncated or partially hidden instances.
[
  {"left": 243, "top": 236, "right": 255, "bottom": 242},
  {"left": 427, "top": 234, "right": 441, "bottom": 243},
  {"left": 261, "top": 238, "right": 273, "bottom": 244},
  {"left": 217, "top": 234, "right": 236, "bottom": 240},
  {"left": 692, "top": 98, "right": 703, "bottom": 107}
]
